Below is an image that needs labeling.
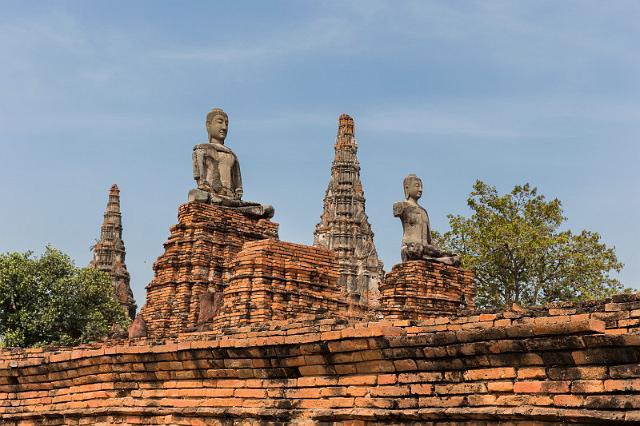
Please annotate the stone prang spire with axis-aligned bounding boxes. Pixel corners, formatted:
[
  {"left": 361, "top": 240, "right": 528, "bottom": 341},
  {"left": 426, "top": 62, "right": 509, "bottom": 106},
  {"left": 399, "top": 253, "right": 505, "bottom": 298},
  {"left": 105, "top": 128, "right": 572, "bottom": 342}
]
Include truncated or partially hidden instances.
[
  {"left": 90, "top": 184, "right": 137, "bottom": 319},
  {"left": 314, "top": 114, "right": 384, "bottom": 303}
]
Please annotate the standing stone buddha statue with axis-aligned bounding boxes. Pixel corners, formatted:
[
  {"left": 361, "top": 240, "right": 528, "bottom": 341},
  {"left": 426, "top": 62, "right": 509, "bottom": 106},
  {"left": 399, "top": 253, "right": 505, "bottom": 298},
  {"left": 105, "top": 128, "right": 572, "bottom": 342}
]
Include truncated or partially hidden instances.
[
  {"left": 188, "top": 108, "right": 274, "bottom": 219},
  {"left": 393, "top": 174, "right": 460, "bottom": 265}
]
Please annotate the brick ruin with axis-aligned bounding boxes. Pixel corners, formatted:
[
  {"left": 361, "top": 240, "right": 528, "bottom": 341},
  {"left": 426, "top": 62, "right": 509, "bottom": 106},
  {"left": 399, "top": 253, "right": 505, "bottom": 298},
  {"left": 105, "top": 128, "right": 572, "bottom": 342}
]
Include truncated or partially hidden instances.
[
  {"left": 2, "top": 113, "right": 639, "bottom": 424},
  {"left": 89, "top": 184, "right": 137, "bottom": 319}
]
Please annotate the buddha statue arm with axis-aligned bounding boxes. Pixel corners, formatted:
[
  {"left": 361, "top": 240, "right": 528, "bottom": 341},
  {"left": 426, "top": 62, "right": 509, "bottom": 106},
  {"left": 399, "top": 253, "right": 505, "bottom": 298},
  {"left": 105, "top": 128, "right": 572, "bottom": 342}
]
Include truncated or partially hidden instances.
[
  {"left": 192, "top": 147, "right": 205, "bottom": 188},
  {"left": 393, "top": 202, "right": 405, "bottom": 218},
  {"left": 232, "top": 157, "right": 243, "bottom": 200},
  {"left": 423, "top": 207, "right": 432, "bottom": 245}
]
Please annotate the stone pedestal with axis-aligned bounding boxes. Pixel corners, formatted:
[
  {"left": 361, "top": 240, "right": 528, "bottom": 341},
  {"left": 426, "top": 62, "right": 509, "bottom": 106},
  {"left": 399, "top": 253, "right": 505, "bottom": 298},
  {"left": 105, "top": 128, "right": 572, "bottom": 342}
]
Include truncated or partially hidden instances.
[
  {"left": 212, "top": 240, "right": 353, "bottom": 331},
  {"left": 380, "top": 260, "right": 475, "bottom": 320},
  {"left": 139, "top": 202, "right": 278, "bottom": 338}
]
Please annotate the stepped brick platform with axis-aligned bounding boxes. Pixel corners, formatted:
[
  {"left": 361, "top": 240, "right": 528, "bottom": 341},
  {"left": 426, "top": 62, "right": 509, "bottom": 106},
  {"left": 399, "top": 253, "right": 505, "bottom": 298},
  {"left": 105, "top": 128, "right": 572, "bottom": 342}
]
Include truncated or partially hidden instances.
[
  {"left": 139, "top": 203, "right": 278, "bottom": 338},
  {"left": 380, "top": 260, "right": 476, "bottom": 320},
  {"left": 2, "top": 294, "right": 640, "bottom": 424},
  {"left": 211, "top": 239, "right": 361, "bottom": 330}
]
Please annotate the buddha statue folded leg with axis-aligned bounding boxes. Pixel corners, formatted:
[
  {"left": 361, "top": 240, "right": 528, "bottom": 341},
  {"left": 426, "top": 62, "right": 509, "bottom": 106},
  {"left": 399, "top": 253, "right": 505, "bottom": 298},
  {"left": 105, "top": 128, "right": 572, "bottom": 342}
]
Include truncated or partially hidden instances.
[
  {"left": 423, "top": 245, "right": 461, "bottom": 266},
  {"left": 209, "top": 194, "right": 274, "bottom": 219},
  {"left": 235, "top": 204, "right": 274, "bottom": 219},
  {"left": 188, "top": 188, "right": 211, "bottom": 203}
]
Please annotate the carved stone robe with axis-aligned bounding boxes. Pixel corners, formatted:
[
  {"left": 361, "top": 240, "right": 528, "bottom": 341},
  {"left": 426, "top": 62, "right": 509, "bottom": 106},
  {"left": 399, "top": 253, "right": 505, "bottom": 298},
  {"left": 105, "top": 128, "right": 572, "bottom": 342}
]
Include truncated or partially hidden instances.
[
  {"left": 193, "top": 142, "right": 243, "bottom": 199},
  {"left": 393, "top": 200, "right": 432, "bottom": 262}
]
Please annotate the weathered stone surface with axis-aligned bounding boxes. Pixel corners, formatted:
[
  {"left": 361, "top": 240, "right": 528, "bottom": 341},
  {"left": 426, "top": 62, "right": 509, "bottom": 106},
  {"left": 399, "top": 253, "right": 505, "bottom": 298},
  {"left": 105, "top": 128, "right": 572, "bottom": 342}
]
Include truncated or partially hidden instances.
[
  {"left": 314, "top": 114, "right": 384, "bottom": 304},
  {"left": 394, "top": 174, "right": 460, "bottom": 265},
  {"left": 89, "top": 184, "right": 136, "bottom": 319}
]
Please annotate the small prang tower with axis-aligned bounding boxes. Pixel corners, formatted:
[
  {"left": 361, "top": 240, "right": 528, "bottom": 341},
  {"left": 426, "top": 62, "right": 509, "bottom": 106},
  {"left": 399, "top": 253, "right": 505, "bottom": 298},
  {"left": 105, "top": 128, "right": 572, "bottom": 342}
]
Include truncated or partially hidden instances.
[
  {"left": 314, "top": 114, "right": 384, "bottom": 303},
  {"left": 90, "top": 184, "right": 136, "bottom": 319}
]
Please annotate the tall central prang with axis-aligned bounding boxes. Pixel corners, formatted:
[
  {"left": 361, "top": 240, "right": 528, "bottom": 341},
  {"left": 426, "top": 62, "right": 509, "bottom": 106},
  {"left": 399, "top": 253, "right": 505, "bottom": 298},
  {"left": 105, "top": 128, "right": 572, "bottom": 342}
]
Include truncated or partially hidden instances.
[{"left": 314, "top": 114, "right": 384, "bottom": 303}]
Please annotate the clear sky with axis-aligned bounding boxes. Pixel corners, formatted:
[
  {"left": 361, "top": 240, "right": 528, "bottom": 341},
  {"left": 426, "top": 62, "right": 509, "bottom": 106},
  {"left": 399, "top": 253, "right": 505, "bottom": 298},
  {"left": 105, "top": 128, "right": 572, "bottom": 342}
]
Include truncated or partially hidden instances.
[{"left": 1, "top": 1, "right": 638, "bottom": 309}]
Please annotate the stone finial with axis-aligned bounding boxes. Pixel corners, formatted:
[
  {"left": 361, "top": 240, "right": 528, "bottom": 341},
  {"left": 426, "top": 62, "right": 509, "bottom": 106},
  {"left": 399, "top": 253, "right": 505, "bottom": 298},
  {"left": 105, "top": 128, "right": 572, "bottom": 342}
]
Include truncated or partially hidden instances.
[
  {"left": 90, "top": 184, "right": 137, "bottom": 319},
  {"left": 314, "top": 114, "right": 384, "bottom": 303},
  {"left": 338, "top": 113, "right": 355, "bottom": 137}
]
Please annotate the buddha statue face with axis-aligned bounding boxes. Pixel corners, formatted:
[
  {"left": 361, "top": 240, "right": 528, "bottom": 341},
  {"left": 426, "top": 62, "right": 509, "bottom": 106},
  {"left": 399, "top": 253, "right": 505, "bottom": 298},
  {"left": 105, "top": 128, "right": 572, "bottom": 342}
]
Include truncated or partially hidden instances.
[
  {"left": 206, "top": 109, "right": 229, "bottom": 143},
  {"left": 403, "top": 175, "right": 423, "bottom": 201}
]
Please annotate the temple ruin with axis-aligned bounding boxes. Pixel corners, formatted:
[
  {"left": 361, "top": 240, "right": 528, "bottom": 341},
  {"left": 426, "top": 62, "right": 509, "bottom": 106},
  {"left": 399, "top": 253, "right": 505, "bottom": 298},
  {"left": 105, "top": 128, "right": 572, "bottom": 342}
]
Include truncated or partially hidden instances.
[
  {"left": 89, "top": 184, "right": 137, "bottom": 320},
  {"left": 1, "top": 109, "right": 639, "bottom": 425}
]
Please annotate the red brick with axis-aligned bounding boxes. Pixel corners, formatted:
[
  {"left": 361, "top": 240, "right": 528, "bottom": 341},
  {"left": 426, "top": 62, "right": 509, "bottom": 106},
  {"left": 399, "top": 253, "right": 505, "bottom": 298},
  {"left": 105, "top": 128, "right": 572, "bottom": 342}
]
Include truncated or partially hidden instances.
[
  {"left": 487, "top": 381, "right": 514, "bottom": 392},
  {"left": 327, "top": 339, "right": 369, "bottom": 353},
  {"left": 571, "top": 380, "right": 604, "bottom": 393},
  {"left": 610, "top": 364, "right": 640, "bottom": 378},
  {"left": 604, "top": 378, "right": 640, "bottom": 392},
  {"left": 337, "top": 375, "right": 377, "bottom": 386},
  {"left": 354, "top": 360, "right": 395, "bottom": 374},
  {"left": 377, "top": 374, "right": 397, "bottom": 385},
  {"left": 354, "top": 397, "right": 395, "bottom": 409},
  {"left": 434, "top": 383, "right": 487, "bottom": 395},
  {"left": 464, "top": 367, "right": 516, "bottom": 381},
  {"left": 479, "top": 314, "right": 497, "bottom": 321},
  {"left": 517, "top": 367, "right": 547, "bottom": 379},
  {"left": 554, "top": 394, "right": 584, "bottom": 407},
  {"left": 514, "top": 380, "right": 570, "bottom": 394},
  {"left": 393, "top": 359, "right": 417, "bottom": 371},
  {"left": 370, "top": 385, "right": 410, "bottom": 397},
  {"left": 467, "top": 394, "right": 497, "bottom": 406},
  {"left": 233, "top": 388, "right": 267, "bottom": 398},
  {"left": 419, "top": 396, "right": 465, "bottom": 407},
  {"left": 397, "top": 372, "right": 442, "bottom": 383}
]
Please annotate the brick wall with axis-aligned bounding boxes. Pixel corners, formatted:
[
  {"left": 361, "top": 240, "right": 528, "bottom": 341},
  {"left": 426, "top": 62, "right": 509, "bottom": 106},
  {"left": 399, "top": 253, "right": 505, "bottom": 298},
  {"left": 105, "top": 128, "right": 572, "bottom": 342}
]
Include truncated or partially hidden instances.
[
  {"left": 2, "top": 294, "right": 640, "bottom": 424},
  {"left": 140, "top": 203, "right": 278, "bottom": 338}
]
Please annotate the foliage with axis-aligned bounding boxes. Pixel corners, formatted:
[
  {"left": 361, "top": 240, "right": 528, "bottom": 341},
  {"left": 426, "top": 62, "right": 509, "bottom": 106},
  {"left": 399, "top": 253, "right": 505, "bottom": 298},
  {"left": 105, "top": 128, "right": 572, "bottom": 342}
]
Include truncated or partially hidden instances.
[
  {"left": 0, "top": 247, "right": 129, "bottom": 347},
  {"left": 441, "top": 181, "right": 626, "bottom": 309}
]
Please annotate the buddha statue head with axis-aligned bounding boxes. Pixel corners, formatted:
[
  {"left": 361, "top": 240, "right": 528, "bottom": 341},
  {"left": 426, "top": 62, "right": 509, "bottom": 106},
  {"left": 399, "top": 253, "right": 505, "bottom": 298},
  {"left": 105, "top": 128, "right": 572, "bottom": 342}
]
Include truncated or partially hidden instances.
[
  {"left": 403, "top": 174, "right": 423, "bottom": 201},
  {"left": 205, "top": 108, "right": 229, "bottom": 143}
]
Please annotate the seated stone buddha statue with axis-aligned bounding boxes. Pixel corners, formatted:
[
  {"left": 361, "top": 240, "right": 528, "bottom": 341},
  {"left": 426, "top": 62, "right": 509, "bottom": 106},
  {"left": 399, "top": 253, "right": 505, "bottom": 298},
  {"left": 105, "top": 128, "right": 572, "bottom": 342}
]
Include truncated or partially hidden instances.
[
  {"left": 188, "top": 108, "right": 274, "bottom": 219},
  {"left": 393, "top": 174, "right": 460, "bottom": 266}
]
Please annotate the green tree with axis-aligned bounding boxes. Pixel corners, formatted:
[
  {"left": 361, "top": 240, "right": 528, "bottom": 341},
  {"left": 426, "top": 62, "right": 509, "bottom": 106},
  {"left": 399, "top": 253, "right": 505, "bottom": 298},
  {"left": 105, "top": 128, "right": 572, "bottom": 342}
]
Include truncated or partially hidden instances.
[
  {"left": 0, "top": 247, "right": 129, "bottom": 347},
  {"left": 442, "top": 181, "right": 626, "bottom": 309}
]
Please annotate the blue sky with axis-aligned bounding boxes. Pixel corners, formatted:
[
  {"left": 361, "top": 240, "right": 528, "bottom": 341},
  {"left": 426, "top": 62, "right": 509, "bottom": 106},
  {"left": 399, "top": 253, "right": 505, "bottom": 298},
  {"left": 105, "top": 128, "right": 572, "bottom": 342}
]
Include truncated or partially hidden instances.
[{"left": 1, "top": 1, "right": 638, "bottom": 308}]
